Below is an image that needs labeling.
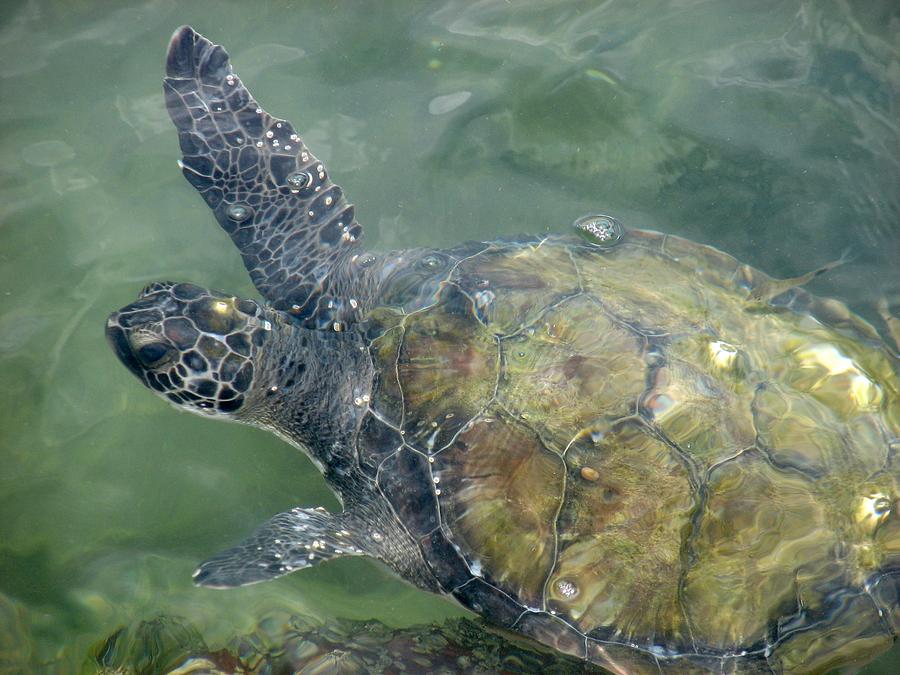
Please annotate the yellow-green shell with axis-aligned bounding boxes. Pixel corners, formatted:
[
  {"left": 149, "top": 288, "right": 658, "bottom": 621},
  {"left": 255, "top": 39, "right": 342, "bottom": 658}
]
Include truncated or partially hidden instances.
[{"left": 359, "top": 229, "right": 899, "bottom": 672}]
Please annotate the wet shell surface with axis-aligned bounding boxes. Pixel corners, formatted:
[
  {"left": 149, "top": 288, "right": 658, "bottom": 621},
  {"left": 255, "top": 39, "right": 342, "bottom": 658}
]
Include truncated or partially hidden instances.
[{"left": 358, "top": 228, "right": 899, "bottom": 672}]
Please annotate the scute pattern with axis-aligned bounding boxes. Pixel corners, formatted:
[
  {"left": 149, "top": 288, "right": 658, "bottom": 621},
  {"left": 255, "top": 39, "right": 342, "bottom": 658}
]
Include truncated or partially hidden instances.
[
  {"left": 436, "top": 410, "right": 564, "bottom": 607},
  {"left": 548, "top": 423, "right": 694, "bottom": 647},
  {"left": 452, "top": 238, "right": 581, "bottom": 334},
  {"left": 356, "top": 233, "right": 899, "bottom": 672},
  {"left": 106, "top": 283, "right": 265, "bottom": 414},
  {"left": 682, "top": 450, "right": 834, "bottom": 648},
  {"left": 499, "top": 295, "right": 647, "bottom": 452}
]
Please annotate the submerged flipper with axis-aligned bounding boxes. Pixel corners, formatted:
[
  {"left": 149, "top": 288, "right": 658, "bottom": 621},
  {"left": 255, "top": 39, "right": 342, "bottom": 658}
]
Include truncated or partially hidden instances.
[
  {"left": 745, "top": 250, "right": 852, "bottom": 305},
  {"left": 877, "top": 298, "right": 900, "bottom": 353},
  {"left": 164, "top": 26, "right": 363, "bottom": 327},
  {"left": 193, "top": 507, "right": 371, "bottom": 588}
]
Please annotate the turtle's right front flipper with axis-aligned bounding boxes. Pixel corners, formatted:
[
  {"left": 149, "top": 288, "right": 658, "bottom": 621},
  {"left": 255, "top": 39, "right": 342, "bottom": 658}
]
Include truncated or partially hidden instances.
[
  {"left": 164, "top": 26, "right": 363, "bottom": 327},
  {"left": 193, "top": 507, "right": 372, "bottom": 588}
]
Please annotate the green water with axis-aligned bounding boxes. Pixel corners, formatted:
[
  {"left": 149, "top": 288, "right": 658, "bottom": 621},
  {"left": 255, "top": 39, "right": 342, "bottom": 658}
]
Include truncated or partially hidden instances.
[{"left": 1, "top": 0, "right": 898, "bottom": 671}]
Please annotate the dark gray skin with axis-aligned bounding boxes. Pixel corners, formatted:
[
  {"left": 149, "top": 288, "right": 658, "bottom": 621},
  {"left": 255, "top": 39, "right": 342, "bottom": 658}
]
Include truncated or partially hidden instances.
[
  {"left": 106, "top": 282, "right": 436, "bottom": 590},
  {"left": 106, "top": 27, "right": 441, "bottom": 592}
]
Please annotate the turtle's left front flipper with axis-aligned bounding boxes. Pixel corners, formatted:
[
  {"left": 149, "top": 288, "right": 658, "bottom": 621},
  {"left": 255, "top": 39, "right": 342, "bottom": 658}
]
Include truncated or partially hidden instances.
[
  {"left": 192, "top": 507, "right": 371, "bottom": 588},
  {"left": 164, "top": 26, "right": 363, "bottom": 327}
]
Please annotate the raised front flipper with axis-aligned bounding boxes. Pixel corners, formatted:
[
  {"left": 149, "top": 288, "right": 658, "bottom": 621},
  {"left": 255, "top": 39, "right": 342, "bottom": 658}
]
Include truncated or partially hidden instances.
[
  {"left": 192, "top": 507, "right": 370, "bottom": 588},
  {"left": 164, "top": 26, "right": 363, "bottom": 327}
]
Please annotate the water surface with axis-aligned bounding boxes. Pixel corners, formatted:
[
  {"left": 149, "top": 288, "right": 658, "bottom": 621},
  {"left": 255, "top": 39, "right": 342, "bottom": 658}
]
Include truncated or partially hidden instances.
[{"left": 1, "top": 0, "right": 898, "bottom": 670}]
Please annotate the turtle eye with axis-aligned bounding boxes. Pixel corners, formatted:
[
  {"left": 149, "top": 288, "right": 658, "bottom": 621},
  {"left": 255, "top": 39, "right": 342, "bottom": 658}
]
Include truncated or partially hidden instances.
[{"left": 136, "top": 341, "right": 175, "bottom": 367}]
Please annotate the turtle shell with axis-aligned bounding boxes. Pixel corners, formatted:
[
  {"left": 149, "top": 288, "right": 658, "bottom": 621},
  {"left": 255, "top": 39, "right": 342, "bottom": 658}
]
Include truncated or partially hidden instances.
[{"left": 356, "top": 229, "right": 899, "bottom": 672}]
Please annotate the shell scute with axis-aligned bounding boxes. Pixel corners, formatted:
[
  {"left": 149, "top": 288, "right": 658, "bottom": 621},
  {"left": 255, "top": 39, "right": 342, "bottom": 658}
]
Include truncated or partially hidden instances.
[
  {"left": 640, "top": 355, "right": 756, "bottom": 469},
  {"left": 682, "top": 450, "right": 836, "bottom": 650},
  {"left": 395, "top": 286, "right": 498, "bottom": 452},
  {"left": 549, "top": 422, "right": 694, "bottom": 645},
  {"left": 499, "top": 295, "right": 648, "bottom": 451},
  {"left": 434, "top": 411, "right": 564, "bottom": 606},
  {"left": 584, "top": 637, "right": 670, "bottom": 675},
  {"left": 752, "top": 382, "right": 852, "bottom": 477},
  {"left": 659, "top": 231, "right": 755, "bottom": 297},
  {"left": 366, "top": 320, "right": 404, "bottom": 427},
  {"left": 780, "top": 341, "right": 891, "bottom": 419},
  {"left": 572, "top": 241, "right": 710, "bottom": 335},
  {"left": 768, "top": 590, "right": 892, "bottom": 674},
  {"left": 452, "top": 239, "right": 581, "bottom": 334},
  {"left": 452, "top": 578, "right": 525, "bottom": 628},
  {"left": 418, "top": 528, "right": 471, "bottom": 591},
  {"left": 515, "top": 612, "right": 587, "bottom": 661}
]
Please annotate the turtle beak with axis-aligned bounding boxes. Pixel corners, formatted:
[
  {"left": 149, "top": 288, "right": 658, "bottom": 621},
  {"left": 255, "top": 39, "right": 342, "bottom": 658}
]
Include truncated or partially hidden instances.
[{"left": 106, "top": 313, "right": 145, "bottom": 378}]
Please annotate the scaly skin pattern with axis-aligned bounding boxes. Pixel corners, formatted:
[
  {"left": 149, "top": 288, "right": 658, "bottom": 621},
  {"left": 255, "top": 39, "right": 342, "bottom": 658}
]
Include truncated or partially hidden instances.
[{"left": 106, "top": 26, "right": 899, "bottom": 674}]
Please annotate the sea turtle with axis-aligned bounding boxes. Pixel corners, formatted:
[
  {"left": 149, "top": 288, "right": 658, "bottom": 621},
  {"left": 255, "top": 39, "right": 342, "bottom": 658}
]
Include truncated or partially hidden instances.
[{"left": 106, "top": 26, "right": 899, "bottom": 673}]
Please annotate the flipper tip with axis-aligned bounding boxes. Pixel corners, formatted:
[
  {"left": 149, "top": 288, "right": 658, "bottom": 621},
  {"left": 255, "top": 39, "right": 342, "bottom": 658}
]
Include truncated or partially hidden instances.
[
  {"left": 166, "top": 26, "right": 200, "bottom": 79},
  {"left": 191, "top": 564, "right": 237, "bottom": 589}
]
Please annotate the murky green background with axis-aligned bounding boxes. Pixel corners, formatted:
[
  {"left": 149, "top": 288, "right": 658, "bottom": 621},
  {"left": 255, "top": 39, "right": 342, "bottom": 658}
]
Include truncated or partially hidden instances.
[{"left": 1, "top": 0, "right": 898, "bottom": 671}]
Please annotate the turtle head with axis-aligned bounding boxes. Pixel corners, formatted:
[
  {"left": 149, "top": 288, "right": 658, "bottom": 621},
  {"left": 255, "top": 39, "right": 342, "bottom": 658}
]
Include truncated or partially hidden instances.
[{"left": 106, "top": 282, "right": 274, "bottom": 418}]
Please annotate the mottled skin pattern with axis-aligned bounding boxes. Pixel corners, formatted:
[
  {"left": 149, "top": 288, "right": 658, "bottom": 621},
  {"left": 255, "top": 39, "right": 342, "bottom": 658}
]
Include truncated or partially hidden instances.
[
  {"left": 164, "top": 25, "right": 364, "bottom": 329},
  {"left": 106, "top": 27, "right": 899, "bottom": 674}
]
